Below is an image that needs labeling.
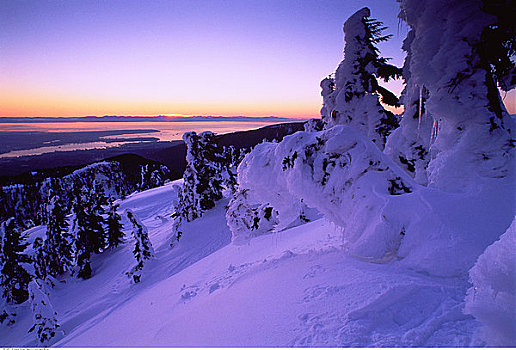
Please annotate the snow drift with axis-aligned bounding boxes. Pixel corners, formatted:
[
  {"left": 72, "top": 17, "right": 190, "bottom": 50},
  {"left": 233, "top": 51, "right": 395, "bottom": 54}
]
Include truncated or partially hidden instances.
[{"left": 465, "top": 217, "right": 516, "bottom": 346}]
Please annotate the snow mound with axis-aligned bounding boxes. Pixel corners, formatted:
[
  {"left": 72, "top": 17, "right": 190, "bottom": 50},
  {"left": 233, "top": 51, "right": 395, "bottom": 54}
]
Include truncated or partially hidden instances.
[{"left": 464, "top": 217, "right": 516, "bottom": 346}]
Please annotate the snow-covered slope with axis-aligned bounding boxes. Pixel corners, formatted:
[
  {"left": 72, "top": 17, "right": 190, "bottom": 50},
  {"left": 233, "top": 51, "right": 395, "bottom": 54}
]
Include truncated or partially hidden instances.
[{"left": 0, "top": 182, "right": 494, "bottom": 347}]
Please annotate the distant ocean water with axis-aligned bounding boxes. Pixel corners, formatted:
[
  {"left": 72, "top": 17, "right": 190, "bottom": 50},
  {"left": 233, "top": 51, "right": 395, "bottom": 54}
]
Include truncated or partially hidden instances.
[{"left": 0, "top": 120, "right": 281, "bottom": 158}]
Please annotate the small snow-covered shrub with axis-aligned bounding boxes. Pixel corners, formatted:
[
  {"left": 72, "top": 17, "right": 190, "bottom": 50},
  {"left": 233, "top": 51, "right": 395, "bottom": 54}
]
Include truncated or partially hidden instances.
[
  {"left": 464, "top": 218, "right": 516, "bottom": 346},
  {"left": 237, "top": 141, "right": 317, "bottom": 232},
  {"left": 226, "top": 189, "right": 278, "bottom": 245}
]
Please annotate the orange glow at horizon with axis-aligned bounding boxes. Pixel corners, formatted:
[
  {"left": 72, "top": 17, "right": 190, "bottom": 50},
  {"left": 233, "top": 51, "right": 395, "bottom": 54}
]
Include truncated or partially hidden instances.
[{"left": 0, "top": 89, "right": 320, "bottom": 119}]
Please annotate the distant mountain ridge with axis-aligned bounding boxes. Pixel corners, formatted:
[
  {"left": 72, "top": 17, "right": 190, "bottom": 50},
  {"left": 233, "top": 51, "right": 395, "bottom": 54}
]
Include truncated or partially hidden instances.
[{"left": 0, "top": 115, "right": 303, "bottom": 123}]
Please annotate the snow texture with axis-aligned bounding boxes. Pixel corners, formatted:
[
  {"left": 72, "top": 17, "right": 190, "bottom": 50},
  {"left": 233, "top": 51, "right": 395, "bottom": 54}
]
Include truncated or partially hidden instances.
[
  {"left": 464, "top": 217, "right": 516, "bottom": 346},
  {"left": 0, "top": 179, "right": 508, "bottom": 347}
]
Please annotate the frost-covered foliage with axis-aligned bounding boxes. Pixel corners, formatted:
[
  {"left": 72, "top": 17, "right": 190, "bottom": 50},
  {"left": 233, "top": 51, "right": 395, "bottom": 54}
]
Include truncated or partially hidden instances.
[
  {"left": 126, "top": 209, "right": 154, "bottom": 284},
  {"left": 477, "top": 0, "right": 515, "bottom": 94},
  {"left": 395, "top": 0, "right": 514, "bottom": 192},
  {"left": 0, "top": 301, "right": 16, "bottom": 326},
  {"left": 32, "top": 237, "right": 48, "bottom": 281},
  {"left": 320, "top": 7, "right": 401, "bottom": 150},
  {"left": 0, "top": 218, "right": 31, "bottom": 304},
  {"left": 384, "top": 29, "right": 433, "bottom": 185},
  {"left": 220, "top": 144, "right": 242, "bottom": 194},
  {"left": 230, "top": 1, "right": 515, "bottom": 279},
  {"left": 304, "top": 118, "right": 326, "bottom": 133},
  {"left": 464, "top": 218, "right": 516, "bottom": 346},
  {"left": 28, "top": 279, "right": 60, "bottom": 346},
  {"left": 226, "top": 189, "right": 278, "bottom": 244}
]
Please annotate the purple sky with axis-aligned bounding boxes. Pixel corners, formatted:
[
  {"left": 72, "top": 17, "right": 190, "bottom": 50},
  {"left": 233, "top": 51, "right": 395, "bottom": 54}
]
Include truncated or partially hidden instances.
[{"left": 2, "top": 0, "right": 511, "bottom": 118}]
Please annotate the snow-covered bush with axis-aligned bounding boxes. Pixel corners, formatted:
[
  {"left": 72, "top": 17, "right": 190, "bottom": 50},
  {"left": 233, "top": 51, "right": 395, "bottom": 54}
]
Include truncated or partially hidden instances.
[
  {"left": 464, "top": 218, "right": 516, "bottom": 346},
  {"left": 226, "top": 189, "right": 278, "bottom": 244},
  {"left": 28, "top": 279, "right": 61, "bottom": 346},
  {"left": 320, "top": 7, "right": 401, "bottom": 150},
  {"left": 237, "top": 141, "right": 310, "bottom": 232}
]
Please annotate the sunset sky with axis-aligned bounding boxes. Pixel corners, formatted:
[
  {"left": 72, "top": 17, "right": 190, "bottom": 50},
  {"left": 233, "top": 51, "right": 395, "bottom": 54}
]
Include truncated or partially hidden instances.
[{"left": 1, "top": 0, "right": 514, "bottom": 118}]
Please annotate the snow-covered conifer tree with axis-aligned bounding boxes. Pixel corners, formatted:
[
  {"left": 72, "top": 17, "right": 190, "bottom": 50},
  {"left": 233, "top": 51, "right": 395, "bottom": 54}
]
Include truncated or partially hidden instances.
[
  {"left": 32, "top": 237, "right": 48, "bottom": 281},
  {"left": 178, "top": 131, "right": 203, "bottom": 222},
  {"left": 304, "top": 118, "right": 326, "bottom": 132},
  {"left": 139, "top": 164, "right": 166, "bottom": 191},
  {"left": 171, "top": 131, "right": 228, "bottom": 243},
  {"left": 126, "top": 209, "right": 154, "bottom": 283},
  {"left": 0, "top": 218, "right": 31, "bottom": 304},
  {"left": 71, "top": 197, "right": 92, "bottom": 279},
  {"left": 320, "top": 7, "right": 401, "bottom": 150},
  {"left": 220, "top": 145, "right": 239, "bottom": 194},
  {"left": 393, "top": 0, "right": 515, "bottom": 191},
  {"left": 43, "top": 180, "right": 73, "bottom": 277},
  {"left": 195, "top": 131, "right": 224, "bottom": 210},
  {"left": 71, "top": 183, "right": 107, "bottom": 279},
  {"left": 27, "top": 279, "right": 60, "bottom": 346},
  {"left": 172, "top": 130, "right": 246, "bottom": 247},
  {"left": 90, "top": 183, "right": 109, "bottom": 251},
  {"left": 106, "top": 201, "right": 124, "bottom": 248},
  {"left": 385, "top": 29, "right": 433, "bottom": 185},
  {"left": 179, "top": 131, "right": 225, "bottom": 222}
]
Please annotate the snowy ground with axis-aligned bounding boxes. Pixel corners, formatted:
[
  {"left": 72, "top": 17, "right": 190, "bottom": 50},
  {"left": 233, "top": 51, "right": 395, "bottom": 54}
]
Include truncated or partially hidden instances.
[{"left": 1, "top": 182, "right": 485, "bottom": 347}]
